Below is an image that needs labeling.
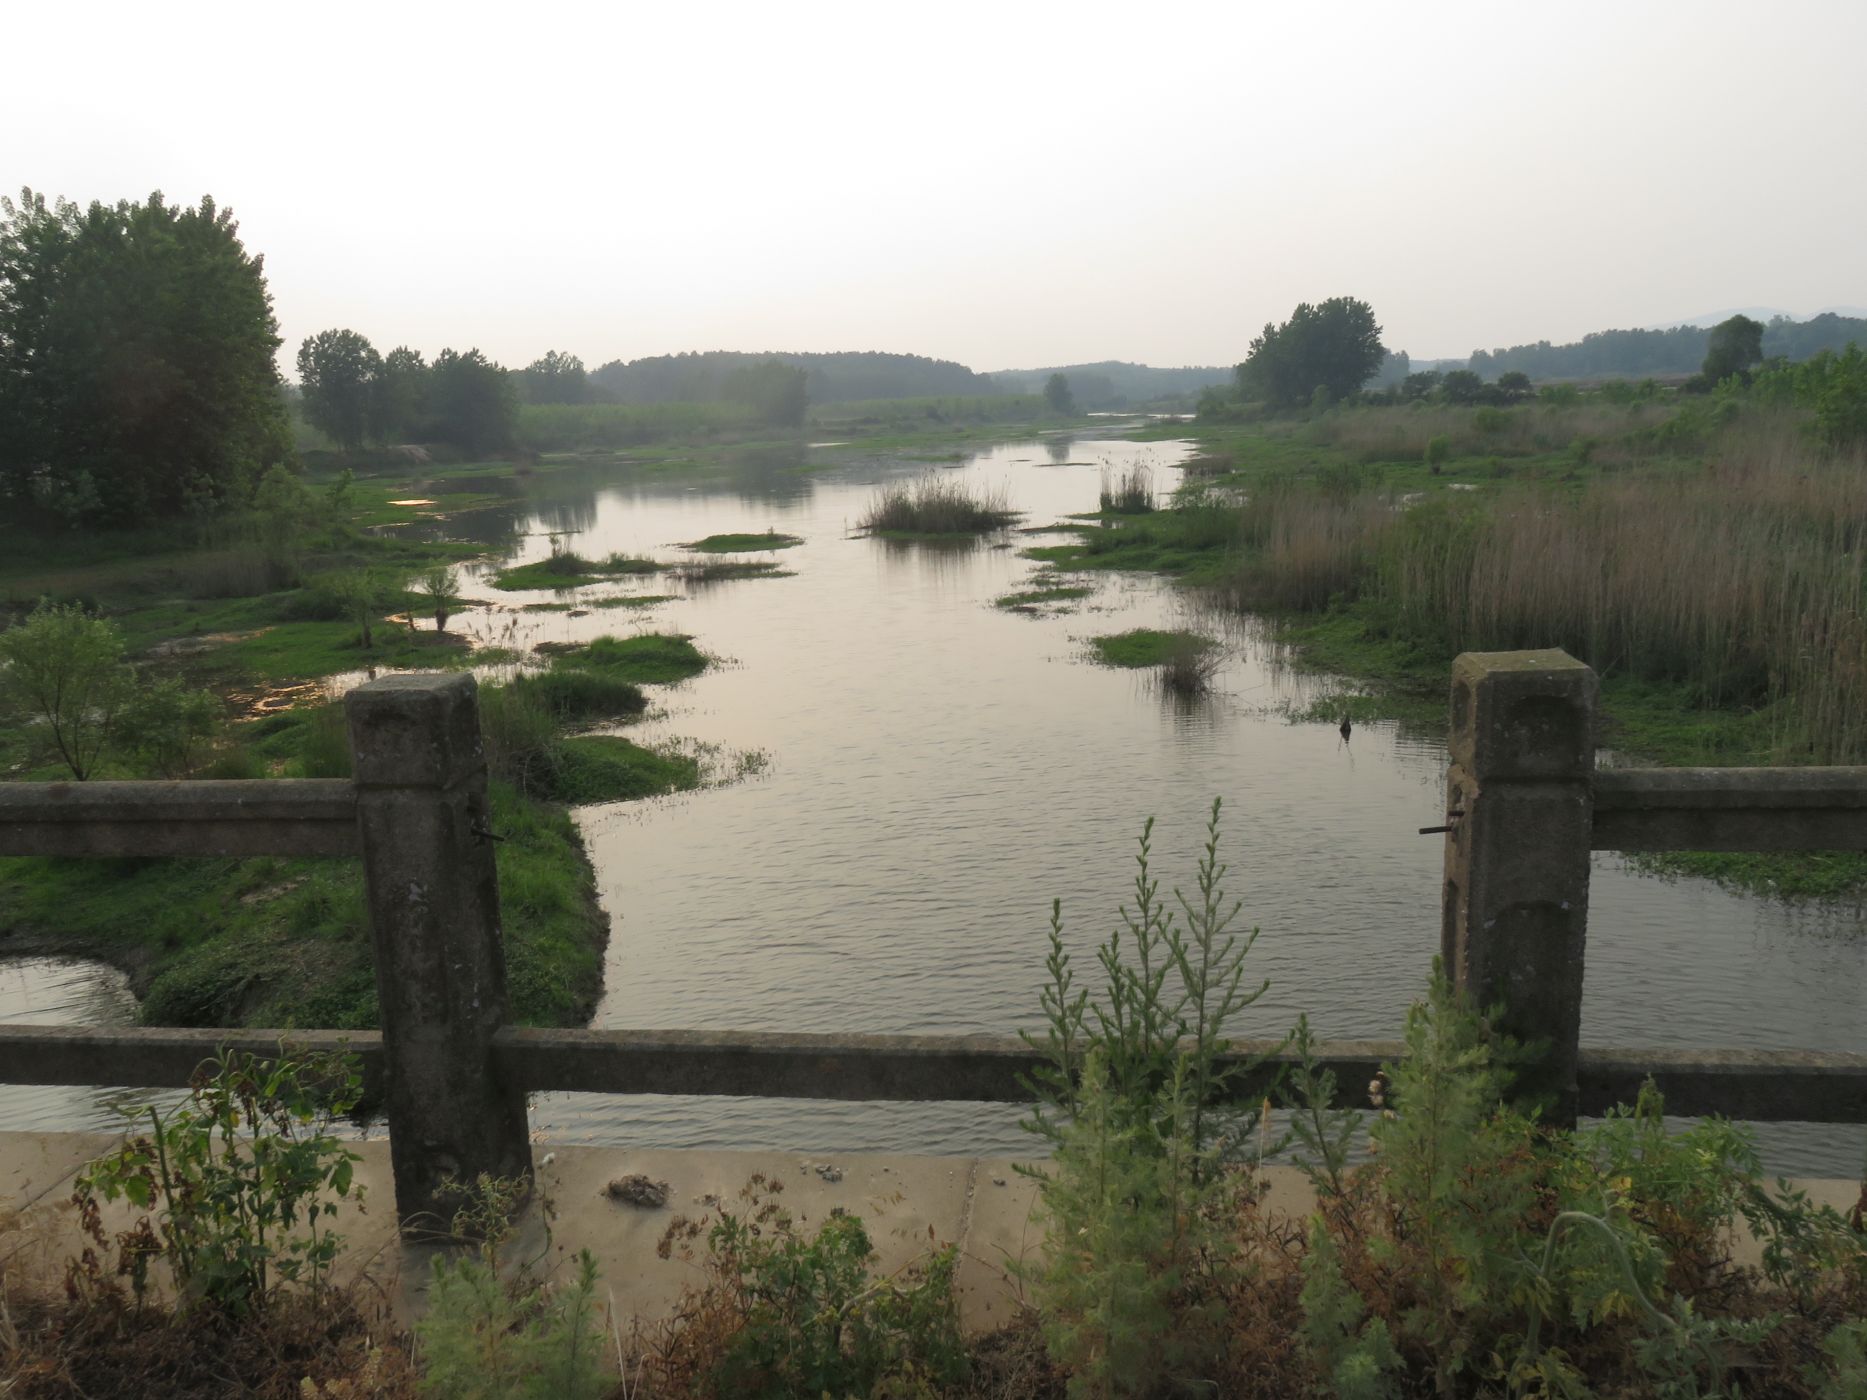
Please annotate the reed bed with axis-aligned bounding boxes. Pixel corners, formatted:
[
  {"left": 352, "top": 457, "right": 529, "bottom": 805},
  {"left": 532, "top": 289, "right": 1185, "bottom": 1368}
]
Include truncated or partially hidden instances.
[
  {"left": 1222, "top": 425, "right": 1867, "bottom": 762},
  {"left": 1098, "top": 463, "right": 1156, "bottom": 514},
  {"left": 858, "top": 475, "right": 1015, "bottom": 535},
  {"left": 1306, "top": 401, "right": 1675, "bottom": 462}
]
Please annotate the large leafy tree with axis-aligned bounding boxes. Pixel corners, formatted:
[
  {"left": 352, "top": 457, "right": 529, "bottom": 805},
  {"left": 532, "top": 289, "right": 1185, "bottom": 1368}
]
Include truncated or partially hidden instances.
[
  {"left": 1236, "top": 297, "right": 1386, "bottom": 409},
  {"left": 0, "top": 188, "right": 289, "bottom": 524},
  {"left": 519, "top": 349, "right": 588, "bottom": 405},
  {"left": 369, "top": 345, "right": 430, "bottom": 443},
  {"left": 430, "top": 348, "right": 517, "bottom": 454},
  {"left": 1701, "top": 314, "right": 1765, "bottom": 386},
  {"left": 296, "top": 328, "right": 381, "bottom": 452}
]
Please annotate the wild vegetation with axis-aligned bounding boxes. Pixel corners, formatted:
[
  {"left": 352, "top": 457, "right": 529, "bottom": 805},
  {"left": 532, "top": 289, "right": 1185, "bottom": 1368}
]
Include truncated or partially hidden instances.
[
  {"left": 6, "top": 814, "right": 1862, "bottom": 1397},
  {"left": 857, "top": 475, "right": 1017, "bottom": 537}
]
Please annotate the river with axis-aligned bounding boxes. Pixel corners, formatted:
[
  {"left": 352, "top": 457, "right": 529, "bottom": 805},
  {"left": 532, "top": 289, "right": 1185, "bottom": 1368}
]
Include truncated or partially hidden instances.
[{"left": 6, "top": 433, "right": 1863, "bottom": 1173}]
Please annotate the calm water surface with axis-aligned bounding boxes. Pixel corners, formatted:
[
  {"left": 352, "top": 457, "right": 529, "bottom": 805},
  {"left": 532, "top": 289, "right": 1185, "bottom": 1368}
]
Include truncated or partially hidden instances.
[{"left": 6, "top": 435, "right": 1863, "bottom": 1172}]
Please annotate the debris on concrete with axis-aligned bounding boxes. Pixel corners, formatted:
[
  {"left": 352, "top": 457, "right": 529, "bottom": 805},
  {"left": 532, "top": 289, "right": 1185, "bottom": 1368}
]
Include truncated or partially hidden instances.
[{"left": 604, "top": 1174, "right": 669, "bottom": 1208}]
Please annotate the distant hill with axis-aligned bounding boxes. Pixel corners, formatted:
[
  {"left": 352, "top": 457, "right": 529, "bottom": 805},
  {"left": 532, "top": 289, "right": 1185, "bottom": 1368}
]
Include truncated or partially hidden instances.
[
  {"left": 988, "top": 361, "right": 1232, "bottom": 408},
  {"left": 588, "top": 350, "right": 999, "bottom": 405}
]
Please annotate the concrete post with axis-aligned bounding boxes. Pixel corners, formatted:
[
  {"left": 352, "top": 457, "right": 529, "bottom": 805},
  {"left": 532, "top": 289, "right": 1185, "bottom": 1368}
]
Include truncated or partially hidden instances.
[
  {"left": 345, "top": 673, "right": 531, "bottom": 1233},
  {"left": 1441, "top": 650, "right": 1597, "bottom": 1126}
]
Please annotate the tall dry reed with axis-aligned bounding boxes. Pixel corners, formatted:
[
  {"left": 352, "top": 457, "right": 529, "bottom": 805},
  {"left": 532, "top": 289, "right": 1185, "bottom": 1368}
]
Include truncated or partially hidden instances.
[{"left": 1223, "top": 417, "right": 1867, "bottom": 762}]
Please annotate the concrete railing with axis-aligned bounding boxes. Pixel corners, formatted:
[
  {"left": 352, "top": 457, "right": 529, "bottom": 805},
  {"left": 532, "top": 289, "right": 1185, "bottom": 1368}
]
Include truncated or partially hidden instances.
[{"left": 2, "top": 658, "right": 1863, "bottom": 1232}]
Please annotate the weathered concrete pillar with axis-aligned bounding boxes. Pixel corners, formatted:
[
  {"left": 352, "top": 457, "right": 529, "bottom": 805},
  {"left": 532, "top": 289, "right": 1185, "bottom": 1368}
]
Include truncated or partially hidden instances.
[
  {"left": 1441, "top": 650, "right": 1597, "bottom": 1126},
  {"left": 345, "top": 673, "right": 531, "bottom": 1233}
]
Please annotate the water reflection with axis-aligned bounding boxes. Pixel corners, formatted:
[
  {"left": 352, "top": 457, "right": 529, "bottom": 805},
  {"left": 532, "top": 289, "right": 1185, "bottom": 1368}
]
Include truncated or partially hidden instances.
[{"left": 458, "top": 436, "right": 1864, "bottom": 1174}]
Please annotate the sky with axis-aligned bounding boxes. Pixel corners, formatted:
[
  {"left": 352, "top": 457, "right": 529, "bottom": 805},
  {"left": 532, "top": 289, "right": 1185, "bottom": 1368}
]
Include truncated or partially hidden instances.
[{"left": 6, "top": 0, "right": 1865, "bottom": 374}]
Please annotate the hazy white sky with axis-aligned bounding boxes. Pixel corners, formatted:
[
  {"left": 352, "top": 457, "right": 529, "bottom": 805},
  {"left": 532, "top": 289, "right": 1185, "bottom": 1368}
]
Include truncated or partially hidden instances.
[{"left": 7, "top": 0, "right": 1864, "bottom": 372}]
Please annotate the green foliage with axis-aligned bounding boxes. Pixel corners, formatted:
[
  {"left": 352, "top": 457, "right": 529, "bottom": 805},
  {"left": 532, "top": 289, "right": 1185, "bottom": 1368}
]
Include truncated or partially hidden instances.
[
  {"left": 0, "top": 597, "right": 134, "bottom": 779},
  {"left": 1423, "top": 434, "right": 1451, "bottom": 467},
  {"left": 1087, "top": 628, "right": 1214, "bottom": 669},
  {"left": 858, "top": 475, "right": 1017, "bottom": 536},
  {"left": 413, "top": 563, "right": 460, "bottom": 631},
  {"left": 119, "top": 677, "right": 222, "bottom": 777},
  {"left": 683, "top": 530, "right": 804, "bottom": 552},
  {"left": 1044, "top": 372, "right": 1077, "bottom": 415},
  {"left": 1238, "top": 297, "right": 1386, "bottom": 409},
  {"left": 1701, "top": 313, "right": 1765, "bottom": 386},
  {"left": 655, "top": 1173, "right": 965, "bottom": 1397},
  {"left": 722, "top": 357, "right": 809, "bottom": 426},
  {"left": 1300, "top": 1218, "right": 1401, "bottom": 1400},
  {"left": 430, "top": 347, "right": 518, "bottom": 454},
  {"left": 1282, "top": 1013, "right": 1361, "bottom": 1199},
  {"left": 74, "top": 1047, "right": 364, "bottom": 1315},
  {"left": 0, "top": 187, "right": 289, "bottom": 526},
  {"left": 1368, "top": 964, "right": 1534, "bottom": 1393},
  {"left": 415, "top": 1175, "right": 612, "bottom": 1400},
  {"left": 516, "top": 349, "right": 589, "bottom": 406},
  {"left": 1753, "top": 343, "right": 1867, "bottom": 448},
  {"left": 548, "top": 632, "right": 708, "bottom": 684},
  {"left": 297, "top": 329, "right": 383, "bottom": 453},
  {"left": 1021, "top": 800, "right": 1282, "bottom": 1395}
]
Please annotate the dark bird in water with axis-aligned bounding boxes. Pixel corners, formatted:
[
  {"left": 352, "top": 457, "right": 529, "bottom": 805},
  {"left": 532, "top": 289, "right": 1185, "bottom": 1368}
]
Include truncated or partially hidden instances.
[{"left": 1339, "top": 714, "right": 1353, "bottom": 742}]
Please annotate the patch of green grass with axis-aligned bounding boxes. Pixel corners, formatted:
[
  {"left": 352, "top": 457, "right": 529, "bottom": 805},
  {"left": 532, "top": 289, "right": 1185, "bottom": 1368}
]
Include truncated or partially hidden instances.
[
  {"left": 0, "top": 783, "right": 610, "bottom": 1029},
  {"left": 544, "top": 736, "right": 701, "bottom": 804},
  {"left": 994, "top": 583, "right": 1092, "bottom": 610},
  {"left": 541, "top": 632, "right": 709, "bottom": 684},
  {"left": 520, "top": 594, "right": 677, "bottom": 612},
  {"left": 1088, "top": 629, "right": 1216, "bottom": 669},
  {"left": 683, "top": 531, "right": 804, "bottom": 552},
  {"left": 676, "top": 559, "right": 792, "bottom": 582},
  {"left": 513, "top": 668, "right": 647, "bottom": 722},
  {"left": 493, "top": 553, "right": 665, "bottom": 591},
  {"left": 218, "top": 620, "right": 470, "bottom": 680}
]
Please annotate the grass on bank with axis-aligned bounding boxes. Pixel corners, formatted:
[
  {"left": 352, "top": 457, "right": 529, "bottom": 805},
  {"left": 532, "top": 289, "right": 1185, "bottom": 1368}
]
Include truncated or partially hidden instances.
[
  {"left": 492, "top": 551, "right": 663, "bottom": 591},
  {"left": 535, "top": 632, "right": 709, "bottom": 684},
  {"left": 858, "top": 476, "right": 1017, "bottom": 537},
  {"left": 682, "top": 530, "right": 803, "bottom": 552},
  {"left": 1088, "top": 628, "right": 1218, "bottom": 669}
]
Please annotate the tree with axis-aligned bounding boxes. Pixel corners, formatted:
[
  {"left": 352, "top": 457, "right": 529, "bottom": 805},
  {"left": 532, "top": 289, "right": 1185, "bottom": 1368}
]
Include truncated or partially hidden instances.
[
  {"left": 1495, "top": 371, "right": 1533, "bottom": 402},
  {"left": 297, "top": 329, "right": 381, "bottom": 452},
  {"left": 1236, "top": 297, "right": 1386, "bottom": 409},
  {"left": 369, "top": 346, "right": 430, "bottom": 443},
  {"left": 1702, "top": 314, "right": 1765, "bottom": 386},
  {"left": 1439, "top": 369, "right": 1486, "bottom": 406},
  {"left": 430, "top": 348, "right": 517, "bottom": 454},
  {"left": 0, "top": 188, "right": 289, "bottom": 525},
  {"left": 519, "top": 350, "right": 588, "bottom": 405},
  {"left": 415, "top": 564, "right": 460, "bottom": 632},
  {"left": 1043, "top": 372, "right": 1076, "bottom": 415},
  {"left": 0, "top": 600, "right": 134, "bottom": 780},
  {"left": 722, "top": 359, "right": 808, "bottom": 426}
]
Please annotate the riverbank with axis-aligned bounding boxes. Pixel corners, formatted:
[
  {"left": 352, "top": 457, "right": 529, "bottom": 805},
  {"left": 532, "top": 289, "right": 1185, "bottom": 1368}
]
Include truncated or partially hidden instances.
[
  {"left": 1044, "top": 400, "right": 1867, "bottom": 901},
  {"left": 0, "top": 435, "right": 745, "bottom": 1029}
]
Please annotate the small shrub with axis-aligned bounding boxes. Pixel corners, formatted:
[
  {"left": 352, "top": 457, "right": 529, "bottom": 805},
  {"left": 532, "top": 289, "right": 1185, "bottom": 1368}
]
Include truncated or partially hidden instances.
[
  {"left": 649, "top": 1173, "right": 966, "bottom": 1397},
  {"left": 119, "top": 677, "right": 222, "bottom": 778},
  {"left": 1423, "top": 435, "right": 1451, "bottom": 470},
  {"left": 414, "top": 564, "right": 460, "bottom": 632},
  {"left": 415, "top": 1175, "right": 612, "bottom": 1400},
  {"left": 74, "top": 1047, "right": 365, "bottom": 1316}
]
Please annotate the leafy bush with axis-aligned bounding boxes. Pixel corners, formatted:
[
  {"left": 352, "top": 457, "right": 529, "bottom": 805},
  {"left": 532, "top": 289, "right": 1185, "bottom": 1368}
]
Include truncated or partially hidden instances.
[
  {"left": 650, "top": 1173, "right": 966, "bottom": 1396},
  {"left": 414, "top": 1175, "right": 611, "bottom": 1400},
  {"left": 74, "top": 1047, "right": 364, "bottom": 1315},
  {"left": 1021, "top": 800, "right": 1283, "bottom": 1394},
  {"left": 858, "top": 475, "right": 1017, "bottom": 535}
]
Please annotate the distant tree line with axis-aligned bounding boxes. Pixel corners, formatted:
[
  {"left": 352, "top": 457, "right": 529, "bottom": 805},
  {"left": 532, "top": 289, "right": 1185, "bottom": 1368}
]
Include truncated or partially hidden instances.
[
  {"left": 586, "top": 350, "right": 990, "bottom": 409},
  {"left": 296, "top": 331, "right": 519, "bottom": 454},
  {"left": 989, "top": 361, "right": 1234, "bottom": 409},
  {"left": 0, "top": 188, "right": 290, "bottom": 526},
  {"left": 1466, "top": 313, "right": 1867, "bottom": 381}
]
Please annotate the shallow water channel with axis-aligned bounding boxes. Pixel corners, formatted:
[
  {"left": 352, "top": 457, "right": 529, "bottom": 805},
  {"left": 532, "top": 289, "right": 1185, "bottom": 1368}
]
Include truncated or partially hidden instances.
[{"left": 7, "top": 434, "right": 1865, "bottom": 1173}]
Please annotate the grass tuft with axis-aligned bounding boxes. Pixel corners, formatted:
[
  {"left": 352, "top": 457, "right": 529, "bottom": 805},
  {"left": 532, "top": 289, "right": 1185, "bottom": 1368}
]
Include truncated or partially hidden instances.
[{"left": 858, "top": 475, "right": 1017, "bottom": 536}]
